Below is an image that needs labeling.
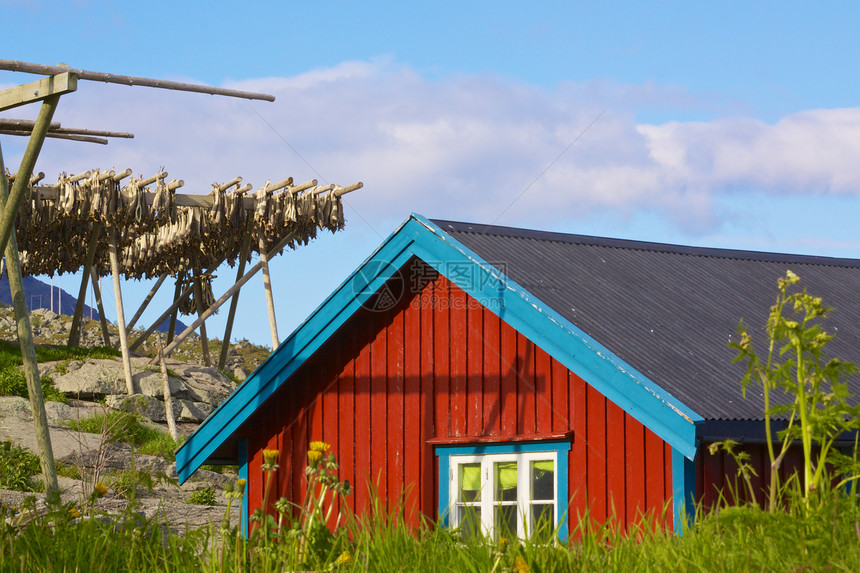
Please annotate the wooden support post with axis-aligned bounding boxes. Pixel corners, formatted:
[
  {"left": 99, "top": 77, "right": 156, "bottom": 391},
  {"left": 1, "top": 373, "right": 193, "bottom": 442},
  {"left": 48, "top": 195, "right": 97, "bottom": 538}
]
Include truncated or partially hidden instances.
[
  {"left": 190, "top": 255, "right": 212, "bottom": 366},
  {"left": 259, "top": 235, "right": 280, "bottom": 350},
  {"left": 89, "top": 269, "right": 111, "bottom": 346},
  {"left": 126, "top": 273, "right": 167, "bottom": 331},
  {"left": 218, "top": 228, "right": 252, "bottom": 369},
  {"left": 167, "top": 278, "right": 182, "bottom": 345},
  {"left": 157, "top": 232, "right": 297, "bottom": 361},
  {"left": 107, "top": 229, "right": 135, "bottom": 395},
  {"left": 68, "top": 222, "right": 102, "bottom": 347},
  {"left": 0, "top": 143, "right": 59, "bottom": 497},
  {"left": 130, "top": 258, "right": 227, "bottom": 352},
  {"left": 157, "top": 335, "right": 178, "bottom": 443},
  {"left": 0, "top": 93, "right": 62, "bottom": 267}
]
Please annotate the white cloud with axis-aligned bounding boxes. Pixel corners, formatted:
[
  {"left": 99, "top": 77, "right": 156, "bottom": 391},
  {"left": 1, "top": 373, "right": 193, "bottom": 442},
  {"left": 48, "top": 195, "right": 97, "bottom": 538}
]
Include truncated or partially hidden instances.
[{"left": 5, "top": 60, "right": 860, "bottom": 236}]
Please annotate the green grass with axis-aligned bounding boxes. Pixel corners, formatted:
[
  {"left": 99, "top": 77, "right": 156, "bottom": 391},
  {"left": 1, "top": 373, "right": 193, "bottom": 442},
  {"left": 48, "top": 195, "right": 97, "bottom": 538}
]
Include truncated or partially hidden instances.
[
  {"left": 63, "top": 410, "right": 182, "bottom": 460},
  {"left": 0, "top": 340, "right": 120, "bottom": 404},
  {"left": 1, "top": 475, "right": 859, "bottom": 572},
  {"left": 0, "top": 440, "right": 41, "bottom": 492}
]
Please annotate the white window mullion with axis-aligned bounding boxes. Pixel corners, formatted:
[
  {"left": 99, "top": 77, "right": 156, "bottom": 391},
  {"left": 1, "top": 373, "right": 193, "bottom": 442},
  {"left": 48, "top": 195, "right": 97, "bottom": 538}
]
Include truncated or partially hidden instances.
[{"left": 449, "top": 450, "right": 558, "bottom": 540}]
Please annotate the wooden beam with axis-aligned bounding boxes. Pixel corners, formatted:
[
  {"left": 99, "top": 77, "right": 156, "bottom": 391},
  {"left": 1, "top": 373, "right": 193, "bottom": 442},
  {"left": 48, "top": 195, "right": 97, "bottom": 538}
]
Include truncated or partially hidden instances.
[
  {"left": 157, "top": 231, "right": 298, "bottom": 361},
  {"left": 219, "top": 226, "right": 253, "bottom": 369},
  {"left": 0, "top": 60, "right": 275, "bottom": 102},
  {"left": 126, "top": 273, "right": 167, "bottom": 331},
  {"left": 0, "top": 119, "right": 61, "bottom": 130},
  {"left": 190, "top": 255, "right": 212, "bottom": 366},
  {"left": 0, "top": 72, "right": 77, "bottom": 111},
  {"left": 68, "top": 222, "right": 103, "bottom": 347},
  {"left": 0, "top": 131, "right": 109, "bottom": 145},
  {"left": 107, "top": 229, "right": 135, "bottom": 395},
  {"left": 89, "top": 268, "right": 111, "bottom": 346},
  {"left": 259, "top": 235, "right": 279, "bottom": 350},
  {"left": 167, "top": 279, "right": 181, "bottom": 345},
  {"left": 0, "top": 142, "right": 59, "bottom": 498},
  {"left": 129, "top": 257, "right": 227, "bottom": 352}
]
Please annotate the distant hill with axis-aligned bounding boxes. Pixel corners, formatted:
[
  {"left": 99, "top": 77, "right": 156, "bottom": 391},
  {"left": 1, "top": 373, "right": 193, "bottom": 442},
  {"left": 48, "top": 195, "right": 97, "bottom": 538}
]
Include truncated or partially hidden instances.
[{"left": 0, "top": 275, "right": 187, "bottom": 334}]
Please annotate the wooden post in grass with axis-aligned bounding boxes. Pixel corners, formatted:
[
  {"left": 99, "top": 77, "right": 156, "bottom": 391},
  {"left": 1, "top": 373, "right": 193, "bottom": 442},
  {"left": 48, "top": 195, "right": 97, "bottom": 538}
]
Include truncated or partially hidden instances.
[
  {"left": 0, "top": 142, "right": 59, "bottom": 497},
  {"left": 157, "top": 335, "right": 179, "bottom": 442},
  {"left": 107, "top": 228, "right": 135, "bottom": 395}
]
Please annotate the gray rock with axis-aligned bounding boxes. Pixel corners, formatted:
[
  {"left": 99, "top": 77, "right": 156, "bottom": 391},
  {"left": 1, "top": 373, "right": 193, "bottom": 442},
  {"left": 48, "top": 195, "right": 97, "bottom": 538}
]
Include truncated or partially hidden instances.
[
  {"left": 176, "top": 400, "right": 213, "bottom": 423},
  {"left": 52, "top": 359, "right": 127, "bottom": 399},
  {"left": 132, "top": 371, "right": 185, "bottom": 398},
  {"left": 0, "top": 396, "right": 32, "bottom": 419},
  {"left": 105, "top": 394, "right": 170, "bottom": 423}
]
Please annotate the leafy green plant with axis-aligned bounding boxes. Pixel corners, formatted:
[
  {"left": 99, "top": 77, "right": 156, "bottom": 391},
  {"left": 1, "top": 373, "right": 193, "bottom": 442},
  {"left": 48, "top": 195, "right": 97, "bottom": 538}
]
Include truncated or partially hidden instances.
[
  {"left": 729, "top": 270, "right": 860, "bottom": 512},
  {"left": 0, "top": 440, "right": 40, "bottom": 492},
  {"left": 188, "top": 485, "right": 217, "bottom": 506}
]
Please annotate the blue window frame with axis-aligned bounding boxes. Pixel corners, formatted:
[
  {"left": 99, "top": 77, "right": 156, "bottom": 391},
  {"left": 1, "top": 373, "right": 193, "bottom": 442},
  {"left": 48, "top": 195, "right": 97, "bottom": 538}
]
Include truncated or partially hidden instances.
[{"left": 436, "top": 440, "right": 571, "bottom": 540}]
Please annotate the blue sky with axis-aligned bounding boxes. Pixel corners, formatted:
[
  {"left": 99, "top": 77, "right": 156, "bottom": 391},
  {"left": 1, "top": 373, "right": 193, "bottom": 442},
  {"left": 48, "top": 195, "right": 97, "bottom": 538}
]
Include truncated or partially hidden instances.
[{"left": 2, "top": 1, "right": 860, "bottom": 347}]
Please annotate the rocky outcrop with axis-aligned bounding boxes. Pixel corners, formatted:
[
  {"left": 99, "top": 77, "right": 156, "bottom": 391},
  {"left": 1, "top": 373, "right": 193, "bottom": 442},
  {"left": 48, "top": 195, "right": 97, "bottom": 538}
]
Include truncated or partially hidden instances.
[{"left": 45, "top": 357, "right": 235, "bottom": 424}]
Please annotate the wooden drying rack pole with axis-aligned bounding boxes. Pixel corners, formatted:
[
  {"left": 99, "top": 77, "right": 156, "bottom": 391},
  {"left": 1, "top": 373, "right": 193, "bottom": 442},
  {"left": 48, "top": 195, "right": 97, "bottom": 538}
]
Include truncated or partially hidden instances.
[
  {"left": 0, "top": 60, "right": 275, "bottom": 497},
  {"left": 0, "top": 60, "right": 275, "bottom": 102}
]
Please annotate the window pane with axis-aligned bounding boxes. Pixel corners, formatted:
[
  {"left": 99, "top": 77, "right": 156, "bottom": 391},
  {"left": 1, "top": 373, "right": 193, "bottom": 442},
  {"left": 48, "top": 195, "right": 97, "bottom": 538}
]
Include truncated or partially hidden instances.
[
  {"left": 495, "top": 504, "right": 518, "bottom": 539},
  {"left": 531, "top": 503, "right": 554, "bottom": 534},
  {"left": 459, "top": 463, "right": 481, "bottom": 502},
  {"left": 531, "top": 460, "right": 554, "bottom": 501},
  {"left": 495, "top": 461, "right": 518, "bottom": 501},
  {"left": 458, "top": 506, "right": 482, "bottom": 540}
]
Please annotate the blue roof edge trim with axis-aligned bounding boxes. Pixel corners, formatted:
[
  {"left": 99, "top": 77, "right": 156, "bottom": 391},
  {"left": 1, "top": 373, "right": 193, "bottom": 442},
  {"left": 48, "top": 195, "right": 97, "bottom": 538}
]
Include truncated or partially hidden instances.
[
  {"left": 411, "top": 214, "right": 702, "bottom": 459},
  {"left": 177, "top": 213, "right": 702, "bottom": 482},
  {"left": 176, "top": 216, "right": 419, "bottom": 482}
]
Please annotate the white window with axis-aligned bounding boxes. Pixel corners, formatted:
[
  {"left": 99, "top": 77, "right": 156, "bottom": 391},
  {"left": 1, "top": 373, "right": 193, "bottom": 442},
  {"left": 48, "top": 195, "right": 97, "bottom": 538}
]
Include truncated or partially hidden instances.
[{"left": 449, "top": 451, "right": 557, "bottom": 539}]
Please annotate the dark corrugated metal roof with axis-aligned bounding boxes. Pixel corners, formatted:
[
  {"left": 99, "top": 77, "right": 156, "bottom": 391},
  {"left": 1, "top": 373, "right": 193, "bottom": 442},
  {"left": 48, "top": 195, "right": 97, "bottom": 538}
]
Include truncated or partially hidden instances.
[{"left": 432, "top": 218, "right": 860, "bottom": 421}]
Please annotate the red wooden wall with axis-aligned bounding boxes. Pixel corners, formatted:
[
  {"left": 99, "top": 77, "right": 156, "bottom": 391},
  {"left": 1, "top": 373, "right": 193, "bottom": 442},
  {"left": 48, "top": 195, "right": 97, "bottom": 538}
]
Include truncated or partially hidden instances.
[
  {"left": 697, "top": 442, "right": 808, "bottom": 510},
  {"left": 240, "top": 259, "right": 675, "bottom": 534}
]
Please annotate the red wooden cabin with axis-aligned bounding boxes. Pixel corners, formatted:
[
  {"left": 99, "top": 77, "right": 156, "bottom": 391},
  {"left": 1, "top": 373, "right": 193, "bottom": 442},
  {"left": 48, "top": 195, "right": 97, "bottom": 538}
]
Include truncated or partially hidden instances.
[{"left": 177, "top": 214, "right": 860, "bottom": 538}]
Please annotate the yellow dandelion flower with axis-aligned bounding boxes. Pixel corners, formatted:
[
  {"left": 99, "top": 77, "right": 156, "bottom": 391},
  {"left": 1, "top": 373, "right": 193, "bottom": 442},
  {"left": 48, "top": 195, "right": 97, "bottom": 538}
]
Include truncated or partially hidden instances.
[
  {"left": 513, "top": 555, "right": 530, "bottom": 573},
  {"left": 335, "top": 550, "right": 354, "bottom": 565},
  {"left": 309, "top": 441, "right": 331, "bottom": 453},
  {"left": 262, "top": 449, "right": 279, "bottom": 465},
  {"left": 68, "top": 507, "right": 81, "bottom": 519},
  {"left": 307, "top": 450, "right": 323, "bottom": 464},
  {"left": 236, "top": 478, "right": 247, "bottom": 492},
  {"left": 94, "top": 482, "right": 108, "bottom": 498}
]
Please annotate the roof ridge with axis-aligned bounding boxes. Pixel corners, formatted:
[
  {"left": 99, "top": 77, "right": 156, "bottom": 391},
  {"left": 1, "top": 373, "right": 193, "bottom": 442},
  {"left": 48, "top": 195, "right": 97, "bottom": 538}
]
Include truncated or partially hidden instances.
[{"left": 430, "top": 218, "right": 860, "bottom": 269}]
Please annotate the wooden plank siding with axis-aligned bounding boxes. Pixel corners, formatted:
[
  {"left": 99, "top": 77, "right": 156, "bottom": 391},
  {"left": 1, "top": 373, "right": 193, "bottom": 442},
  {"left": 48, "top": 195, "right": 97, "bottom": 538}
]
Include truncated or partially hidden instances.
[
  {"left": 696, "top": 442, "right": 807, "bottom": 511},
  {"left": 241, "top": 260, "right": 675, "bottom": 534}
]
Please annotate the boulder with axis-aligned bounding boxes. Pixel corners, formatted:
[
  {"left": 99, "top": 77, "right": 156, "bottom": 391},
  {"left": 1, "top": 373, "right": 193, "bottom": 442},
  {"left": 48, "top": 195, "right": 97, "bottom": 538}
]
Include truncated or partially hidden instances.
[
  {"left": 105, "top": 394, "right": 214, "bottom": 424},
  {"left": 0, "top": 396, "right": 32, "bottom": 419},
  {"left": 105, "top": 394, "right": 170, "bottom": 423},
  {"left": 176, "top": 400, "right": 213, "bottom": 423},
  {"left": 51, "top": 359, "right": 128, "bottom": 399}
]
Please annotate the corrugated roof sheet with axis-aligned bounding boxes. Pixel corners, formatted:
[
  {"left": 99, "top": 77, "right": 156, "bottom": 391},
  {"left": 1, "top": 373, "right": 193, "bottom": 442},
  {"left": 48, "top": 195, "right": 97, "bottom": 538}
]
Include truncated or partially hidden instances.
[{"left": 432, "top": 219, "right": 860, "bottom": 421}]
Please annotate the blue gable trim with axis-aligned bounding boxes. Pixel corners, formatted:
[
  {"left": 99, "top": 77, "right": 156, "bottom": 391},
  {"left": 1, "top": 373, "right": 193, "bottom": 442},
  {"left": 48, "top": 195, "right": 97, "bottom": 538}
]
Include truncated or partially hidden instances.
[
  {"left": 176, "top": 213, "right": 702, "bottom": 483},
  {"left": 671, "top": 447, "right": 695, "bottom": 534}
]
